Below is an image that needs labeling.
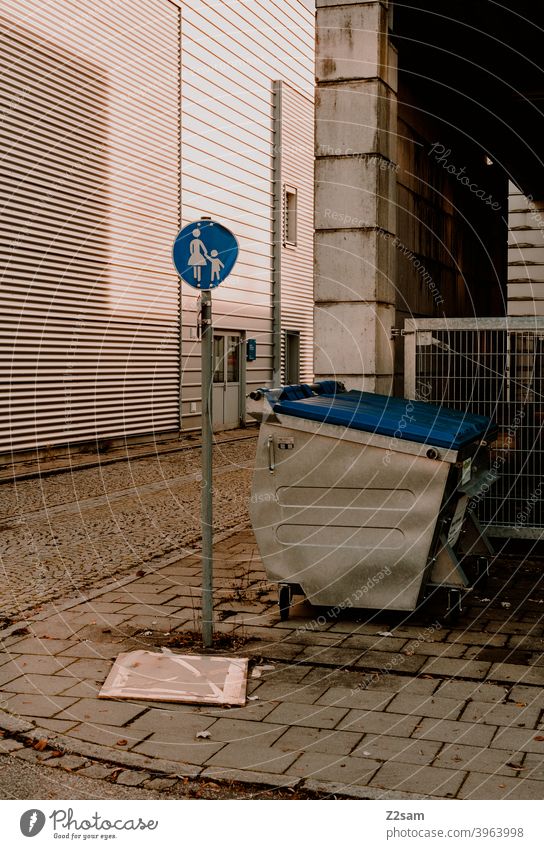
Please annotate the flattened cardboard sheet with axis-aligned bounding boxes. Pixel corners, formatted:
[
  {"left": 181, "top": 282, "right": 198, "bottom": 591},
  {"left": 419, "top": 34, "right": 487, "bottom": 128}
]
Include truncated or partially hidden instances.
[{"left": 99, "top": 650, "right": 248, "bottom": 706}]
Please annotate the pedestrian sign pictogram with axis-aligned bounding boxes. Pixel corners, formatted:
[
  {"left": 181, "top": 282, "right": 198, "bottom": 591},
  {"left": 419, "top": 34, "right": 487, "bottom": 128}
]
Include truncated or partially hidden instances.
[{"left": 172, "top": 219, "right": 239, "bottom": 290}]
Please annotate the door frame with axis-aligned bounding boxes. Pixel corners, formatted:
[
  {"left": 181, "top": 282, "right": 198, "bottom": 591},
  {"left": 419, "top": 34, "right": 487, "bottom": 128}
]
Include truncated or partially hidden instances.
[{"left": 212, "top": 329, "right": 246, "bottom": 429}]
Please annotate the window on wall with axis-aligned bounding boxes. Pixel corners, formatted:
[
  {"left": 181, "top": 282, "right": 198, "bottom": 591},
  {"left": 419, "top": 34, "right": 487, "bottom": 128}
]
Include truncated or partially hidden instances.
[
  {"left": 285, "top": 331, "right": 300, "bottom": 384},
  {"left": 284, "top": 186, "right": 297, "bottom": 246}
]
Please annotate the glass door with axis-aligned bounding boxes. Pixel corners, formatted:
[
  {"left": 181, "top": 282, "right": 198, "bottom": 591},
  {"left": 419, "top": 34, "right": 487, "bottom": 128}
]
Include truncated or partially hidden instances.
[{"left": 212, "top": 332, "right": 241, "bottom": 429}]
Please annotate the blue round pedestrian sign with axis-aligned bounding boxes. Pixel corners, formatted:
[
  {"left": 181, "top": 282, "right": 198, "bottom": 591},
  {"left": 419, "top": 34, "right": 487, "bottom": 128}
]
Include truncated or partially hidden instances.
[{"left": 172, "top": 219, "right": 239, "bottom": 290}]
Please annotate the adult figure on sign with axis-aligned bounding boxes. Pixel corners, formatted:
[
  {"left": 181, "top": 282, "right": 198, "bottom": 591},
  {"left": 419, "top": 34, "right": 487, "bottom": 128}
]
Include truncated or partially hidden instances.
[{"left": 188, "top": 228, "right": 210, "bottom": 284}]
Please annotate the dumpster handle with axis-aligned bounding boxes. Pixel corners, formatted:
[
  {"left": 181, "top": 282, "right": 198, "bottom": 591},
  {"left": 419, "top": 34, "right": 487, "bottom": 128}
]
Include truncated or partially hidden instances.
[{"left": 267, "top": 435, "right": 275, "bottom": 472}]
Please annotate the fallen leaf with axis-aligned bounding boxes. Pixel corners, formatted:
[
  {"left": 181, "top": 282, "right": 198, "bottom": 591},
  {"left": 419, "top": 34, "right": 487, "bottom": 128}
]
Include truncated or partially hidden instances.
[
  {"left": 33, "top": 739, "right": 48, "bottom": 752},
  {"left": 533, "top": 735, "right": 544, "bottom": 742},
  {"left": 507, "top": 763, "right": 524, "bottom": 771},
  {"left": 116, "top": 739, "right": 128, "bottom": 747},
  {"left": 515, "top": 703, "right": 527, "bottom": 708},
  {"left": 498, "top": 783, "right": 506, "bottom": 788},
  {"left": 49, "top": 750, "right": 63, "bottom": 758}
]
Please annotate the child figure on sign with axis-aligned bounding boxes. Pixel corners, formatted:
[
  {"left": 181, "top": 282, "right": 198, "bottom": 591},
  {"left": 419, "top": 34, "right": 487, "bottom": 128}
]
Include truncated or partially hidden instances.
[{"left": 209, "top": 249, "right": 224, "bottom": 283}]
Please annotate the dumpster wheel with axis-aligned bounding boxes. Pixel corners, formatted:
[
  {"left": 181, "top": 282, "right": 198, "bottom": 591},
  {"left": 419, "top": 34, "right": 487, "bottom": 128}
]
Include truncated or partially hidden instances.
[
  {"left": 443, "top": 588, "right": 463, "bottom": 625},
  {"left": 278, "top": 584, "right": 292, "bottom": 621}
]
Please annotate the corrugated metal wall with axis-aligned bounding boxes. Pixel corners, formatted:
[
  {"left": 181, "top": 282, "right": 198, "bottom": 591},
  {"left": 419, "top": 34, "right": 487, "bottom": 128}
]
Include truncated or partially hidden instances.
[
  {"left": 279, "top": 82, "right": 314, "bottom": 383},
  {"left": 0, "top": 0, "right": 181, "bottom": 452},
  {"left": 508, "top": 182, "right": 544, "bottom": 316},
  {"left": 1, "top": 0, "right": 315, "bottom": 451},
  {"left": 180, "top": 0, "right": 315, "bottom": 427}
]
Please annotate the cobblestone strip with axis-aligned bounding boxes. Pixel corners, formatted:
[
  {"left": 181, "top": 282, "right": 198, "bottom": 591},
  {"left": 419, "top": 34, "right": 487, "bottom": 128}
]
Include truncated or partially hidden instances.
[{"left": 0, "top": 522, "right": 250, "bottom": 642}]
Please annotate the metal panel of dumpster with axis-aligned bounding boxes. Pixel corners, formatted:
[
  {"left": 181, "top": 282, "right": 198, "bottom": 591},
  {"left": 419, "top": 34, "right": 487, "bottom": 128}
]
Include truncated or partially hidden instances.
[{"left": 248, "top": 382, "right": 497, "bottom": 619}]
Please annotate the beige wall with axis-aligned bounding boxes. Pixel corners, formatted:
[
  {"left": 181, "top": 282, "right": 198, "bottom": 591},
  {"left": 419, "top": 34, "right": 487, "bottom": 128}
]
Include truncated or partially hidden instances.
[
  {"left": 0, "top": 0, "right": 182, "bottom": 452},
  {"left": 0, "top": 0, "right": 315, "bottom": 452},
  {"left": 508, "top": 183, "right": 544, "bottom": 315}
]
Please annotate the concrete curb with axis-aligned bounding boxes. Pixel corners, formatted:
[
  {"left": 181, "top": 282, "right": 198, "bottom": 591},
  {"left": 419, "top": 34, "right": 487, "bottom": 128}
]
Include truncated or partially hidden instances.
[
  {"left": 0, "top": 710, "right": 429, "bottom": 800},
  {"left": 303, "top": 779, "right": 432, "bottom": 801}
]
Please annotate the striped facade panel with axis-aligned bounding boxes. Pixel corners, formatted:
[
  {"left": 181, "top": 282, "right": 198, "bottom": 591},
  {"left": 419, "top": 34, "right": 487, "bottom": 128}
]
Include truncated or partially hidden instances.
[
  {"left": 180, "top": 0, "right": 315, "bottom": 428},
  {"left": 279, "top": 82, "right": 314, "bottom": 383},
  {"left": 508, "top": 182, "right": 544, "bottom": 316},
  {"left": 0, "top": 0, "right": 181, "bottom": 452}
]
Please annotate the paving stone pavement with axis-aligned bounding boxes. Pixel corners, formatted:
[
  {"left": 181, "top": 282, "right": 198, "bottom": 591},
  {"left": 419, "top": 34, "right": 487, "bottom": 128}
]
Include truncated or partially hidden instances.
[
  {"left": 0, "top": 525, "right": 543, "bottom": 799},
  {"left": 0, "top": 434, "right": 257, "bottom": 619}
]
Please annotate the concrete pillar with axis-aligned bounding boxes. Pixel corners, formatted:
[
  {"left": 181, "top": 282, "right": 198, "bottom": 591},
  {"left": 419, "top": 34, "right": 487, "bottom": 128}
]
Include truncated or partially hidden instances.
[{"left": 314, "top": 0, "right": 398, "bottom": 393}]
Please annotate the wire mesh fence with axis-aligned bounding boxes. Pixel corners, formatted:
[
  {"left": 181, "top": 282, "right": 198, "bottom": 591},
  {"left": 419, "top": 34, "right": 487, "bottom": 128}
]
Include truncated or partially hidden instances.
[{"left": 404, "top": 318, "right": 544, "bottom": 538}]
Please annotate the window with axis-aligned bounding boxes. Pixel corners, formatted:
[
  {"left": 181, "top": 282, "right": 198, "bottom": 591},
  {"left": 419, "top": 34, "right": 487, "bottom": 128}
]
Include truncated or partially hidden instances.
[
  {"left": 213, "top": 335, "right": 224, "bottom": 383},
  {"left": 284, "top": 186, "right": 297, "bottom": 246},
  {"left": 285, "top": 331, "right": 300, "bottom": 384},
  {"left": 226, "top": 336, "right": 240, "bottom": 383}
]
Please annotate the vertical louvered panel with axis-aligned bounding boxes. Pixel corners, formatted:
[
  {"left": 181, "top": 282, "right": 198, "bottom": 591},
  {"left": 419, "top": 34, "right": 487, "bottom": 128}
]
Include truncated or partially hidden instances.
[
  {"left": 279, "top": 81, "right": 315, "bottom": 383},
  {"left": 0, "top": 0, "right": 181, "bottom": 452},
  {"left": 508, "top": 181, "right": 544, "bottom": 315}
]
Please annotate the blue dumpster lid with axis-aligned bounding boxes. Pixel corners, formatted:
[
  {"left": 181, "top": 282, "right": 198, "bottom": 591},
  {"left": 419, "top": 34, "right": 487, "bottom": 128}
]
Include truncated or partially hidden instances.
[{"left": 272, "top": 387, "right": 495, "bottom": 450}]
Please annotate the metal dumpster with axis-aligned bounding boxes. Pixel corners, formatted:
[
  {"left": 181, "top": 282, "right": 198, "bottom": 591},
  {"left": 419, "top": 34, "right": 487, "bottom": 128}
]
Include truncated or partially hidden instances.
[{"left": 248, "top": 381, "right": 497, "bottom": 620}]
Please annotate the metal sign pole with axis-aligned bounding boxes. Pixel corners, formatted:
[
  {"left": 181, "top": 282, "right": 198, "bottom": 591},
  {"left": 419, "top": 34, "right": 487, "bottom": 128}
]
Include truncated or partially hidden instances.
[
  {"left": 172, "top": 217, "right": 239, "bottom": 650},
  {"left": 200, "top": 288, "right": 213, "bottom": 648}
]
